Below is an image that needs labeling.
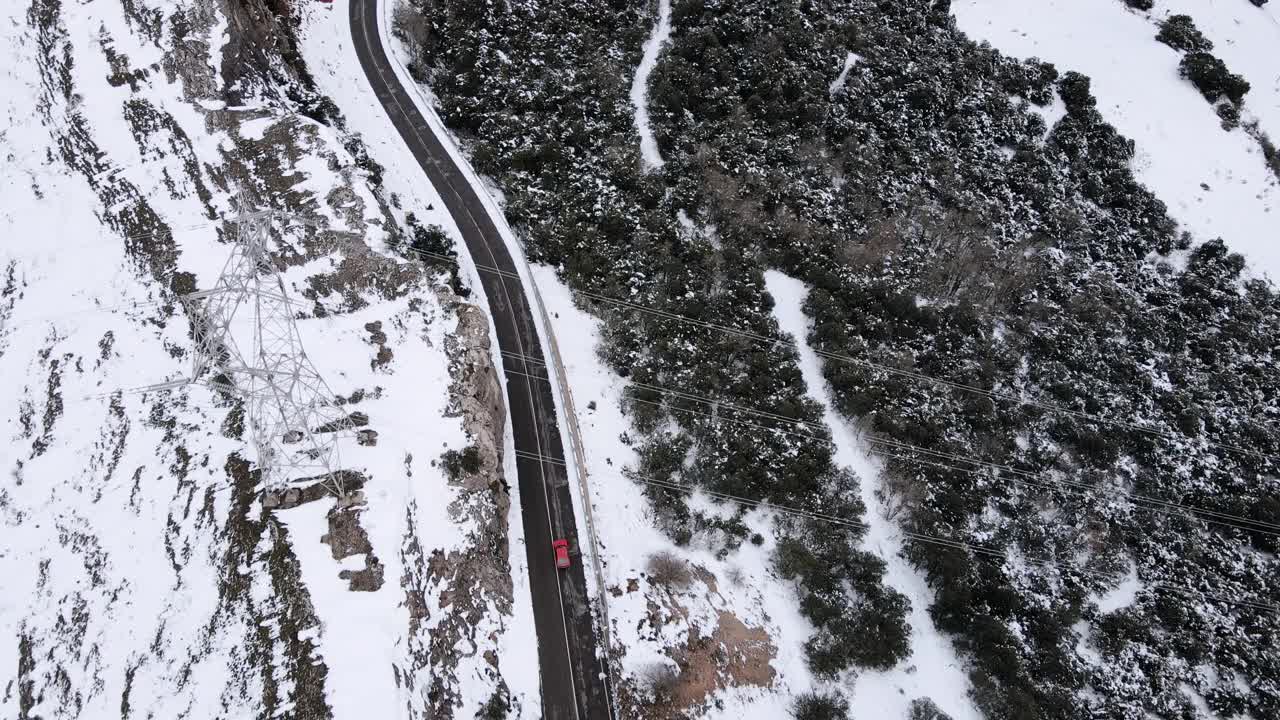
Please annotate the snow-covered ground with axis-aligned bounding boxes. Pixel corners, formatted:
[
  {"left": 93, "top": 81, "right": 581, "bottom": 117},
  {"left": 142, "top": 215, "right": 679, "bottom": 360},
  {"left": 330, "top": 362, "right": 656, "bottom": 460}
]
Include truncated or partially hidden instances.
[
  {"left": 1, "top": 3, "right": 239, "bottom": 714},
  {"left": 766, "top": 272, "right": 981, "bottom": 720},
  {"left": 298, "top": 2, "right": 542, "bottom": 716},
  {"left": 1154, "top": 0, "right": 1280, "bottom": 144},
  {"left": 1092, "top": 562, "right": 1142, "bottom": 615},
  {"left": 531, "top": 265, "right": 820, "bottom": 715},
  {"left": 274, "top": 293, "right": 467, "bottom": 720},
  {"left": 953, "top": 0, "right": 1280, "bottom": 280},
  {"left": 631, "top": 0, "right": 673, "bottom": 170},
  {"left": 513, "top": 266, "right": 987, "bottom": 716},
  {"left": 2, "top": 0, "right": 529, "bottom": 717},
  {"left": 829, "top": 51, "right": 865, "bottom": 95}
]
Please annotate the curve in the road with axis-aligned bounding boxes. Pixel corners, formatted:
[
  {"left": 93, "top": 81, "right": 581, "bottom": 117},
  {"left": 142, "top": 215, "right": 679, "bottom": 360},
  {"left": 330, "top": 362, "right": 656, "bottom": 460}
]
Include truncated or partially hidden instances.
[{"left": 348, "top": 1, "right": 613, "bottom": 718}]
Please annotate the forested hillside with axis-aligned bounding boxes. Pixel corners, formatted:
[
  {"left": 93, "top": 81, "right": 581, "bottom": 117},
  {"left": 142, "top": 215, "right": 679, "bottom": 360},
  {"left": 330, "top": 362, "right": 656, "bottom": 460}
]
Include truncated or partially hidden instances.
[{"left": 394, "top": 0, "right": 1279, "bottom": 717}]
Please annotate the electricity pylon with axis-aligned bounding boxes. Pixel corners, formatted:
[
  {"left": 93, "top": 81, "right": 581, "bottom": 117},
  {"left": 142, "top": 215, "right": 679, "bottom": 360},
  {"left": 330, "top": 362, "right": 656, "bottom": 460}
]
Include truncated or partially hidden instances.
[{"left": 180, "top": 201, "right": 352, "bottom": 496}]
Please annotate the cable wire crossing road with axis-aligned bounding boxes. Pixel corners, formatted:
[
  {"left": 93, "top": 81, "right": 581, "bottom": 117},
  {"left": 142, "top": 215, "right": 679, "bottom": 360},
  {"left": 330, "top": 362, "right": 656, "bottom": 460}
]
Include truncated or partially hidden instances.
[{"left": 349, "top": 1, "right": 613, "bottom": 717}]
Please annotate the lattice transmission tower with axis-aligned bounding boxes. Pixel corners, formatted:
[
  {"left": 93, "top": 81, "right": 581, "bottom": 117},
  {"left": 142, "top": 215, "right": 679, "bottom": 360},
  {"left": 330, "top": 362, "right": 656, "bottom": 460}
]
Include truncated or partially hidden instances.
[{"left": 179, "top": 201, "right": 352, "bottom": 495}]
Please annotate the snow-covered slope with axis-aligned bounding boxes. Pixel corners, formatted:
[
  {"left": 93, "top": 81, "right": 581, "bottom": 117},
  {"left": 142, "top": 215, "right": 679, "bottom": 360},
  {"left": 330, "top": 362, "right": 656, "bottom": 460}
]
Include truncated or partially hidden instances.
[
  {"left": 766, "top": 271, "right": 980, "bottom": 720},
  {"left": 1, "top": 2, "right": 527, "bottom": 718},
  {"left": 530, "top": 266, "right": 813, "bottom": 716},
  {"left": 295, "top": 3, "right": 541, "bottom": 715},
  {"left": 953, "top": 0, "right": 1280, "bottom": 279},
  {"left": 1153, "top": 0, "right": 1280, "bottom": 143},
  {"left": 631, "top": 0, "right": 673, "bottom": 171},
  {"left": 333, "top": 0, "right": 1280, "bottom": 717}
]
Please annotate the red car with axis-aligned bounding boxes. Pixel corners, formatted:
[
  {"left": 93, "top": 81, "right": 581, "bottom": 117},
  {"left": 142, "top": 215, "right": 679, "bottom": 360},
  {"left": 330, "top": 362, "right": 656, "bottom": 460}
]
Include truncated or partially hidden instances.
[{"left": 552, "top": 539, "right": 571, "bottom": 569}]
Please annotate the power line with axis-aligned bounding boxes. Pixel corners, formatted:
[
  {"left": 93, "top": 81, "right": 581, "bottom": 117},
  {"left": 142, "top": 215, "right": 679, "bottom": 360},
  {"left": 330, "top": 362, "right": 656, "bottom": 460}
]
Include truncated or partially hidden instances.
[
  {"left": 583, "top": 289, "right": 1277, "bottom": 462},
  {"left": 76, "top": 380, "right": 190, "bottom": 403},
  {"left": 2, "top": 220, "right": 224, "bottom": 262},
  {"left": 313, "top": 411, "right": 1280, "bottom": 616},
  {"left": 47, "top": 247, "right": 1267, "bottom": 534},
  {"left": 865, "top": 447, "right": 1280, "bottom": 538},
  {"left": 500, "top": 348, "right": 1280, "bottom": 538},
  {"left": 865, "top": 436, "right": 1280, "bottom": 535},
  {"left": 0, "top": 298, "right": 169, "bottom": 339},
  {"left": 401, "top": 231, "right": 1280, "bottom": 614},
  {"left": 508, "top": 349, "right": 833, "bottom": 434},
  {"left": 499, "top": 348, "right": 551, "bottom": 371},
  {"left": 5, "top": 218, "right": 424, "bottom": 412},
  {"left": 1, "top": 219, "right": 248, "bottom": 339},
  {"left": 399, "top": 245, "right": 521, "bottom": 279},
  {"left": 4, "top": 379, "right": 190, "bottom": 416},
  {"left": 398, "top": 244, "right": 1276, "bottom": 464},
  {"left": 625, "top": 391, "right": 832, "bottom": 444},
  {"left": 12, "top": 206, "right": 365, "bottom": 489},
  {"left": 646, "top": 384, "right": 1280, "bottom": 539},
  {"left": 506, "top": 356, "right": 824, "bottom": 445},
  {"left": 507, "top": 447, "right": 1280, "bottom": 615},
  {"left": 644, "top": 386, "right": 1280, "bottom": 537}
]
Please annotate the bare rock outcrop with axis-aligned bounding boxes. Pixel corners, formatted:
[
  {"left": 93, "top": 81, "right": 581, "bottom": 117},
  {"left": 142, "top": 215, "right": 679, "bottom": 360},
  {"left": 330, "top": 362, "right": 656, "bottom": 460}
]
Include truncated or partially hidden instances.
[{"left": 395, "top": 294, "right": 515, "bottom": 718}]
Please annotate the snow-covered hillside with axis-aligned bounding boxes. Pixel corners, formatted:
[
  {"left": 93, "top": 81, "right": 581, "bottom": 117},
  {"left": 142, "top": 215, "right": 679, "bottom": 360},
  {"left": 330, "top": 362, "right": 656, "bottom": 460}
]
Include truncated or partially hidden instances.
[
  {"left": 516, "top": 266, "right": 983, "bottom": 719},
  {"left": 766, "top": 271, "right": 981, "bottom": 720},
  {"left": 390, "top": 0, "right": 1280, "bottom": 717},
  {"left": 1, "top": 2, "right": 530, "bottom": 718},
  {"left": 953, "top": 0, "right": 1280, "bottom": 279}
]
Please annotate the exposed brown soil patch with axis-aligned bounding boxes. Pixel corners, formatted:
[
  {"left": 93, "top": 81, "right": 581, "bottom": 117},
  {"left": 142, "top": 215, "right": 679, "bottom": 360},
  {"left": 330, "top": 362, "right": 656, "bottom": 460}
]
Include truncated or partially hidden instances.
[
  {"left": 667, "top": 611, "right": 775, "bottom": 708},
  {"left": 625, "top": 567, "right": 777, "bottom": 718}
]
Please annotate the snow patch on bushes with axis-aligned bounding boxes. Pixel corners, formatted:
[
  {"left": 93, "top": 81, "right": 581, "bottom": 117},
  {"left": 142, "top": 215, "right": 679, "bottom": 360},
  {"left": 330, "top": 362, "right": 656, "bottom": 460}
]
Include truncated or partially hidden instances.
[{"left": 829, "top": 51, "right": 864, "bottom": 95}]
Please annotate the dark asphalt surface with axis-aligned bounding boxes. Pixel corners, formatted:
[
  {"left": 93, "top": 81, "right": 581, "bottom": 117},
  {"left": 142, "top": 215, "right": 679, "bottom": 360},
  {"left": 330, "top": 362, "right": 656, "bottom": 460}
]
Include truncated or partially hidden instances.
[{"left": 349, "top": 2, "right": 612, "bottom": 718}]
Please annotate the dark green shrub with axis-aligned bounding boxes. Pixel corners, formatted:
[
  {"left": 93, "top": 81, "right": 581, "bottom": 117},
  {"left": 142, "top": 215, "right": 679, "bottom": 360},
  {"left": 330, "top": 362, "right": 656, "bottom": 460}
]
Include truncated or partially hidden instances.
[
  {"left": 1256, "top": 129, "right": 1280, "bottom": 178},
  {"left": 405, "top": 214, "right": 469, "bottom": 297},
  {"left": 1217, "top": 101, "right": 1241, "bottom": 129},
  {"left": 1058, "top": 71, "right": 1096, "bottom": 115},
  {"left": 791, "top": 690, "right": 850, "bottom": 720},
  {"left": 409, "top": 220, "right": 452, "bottom": 257},
  {"left": 774, "top": 536, "right": 819, "bottom": 579},
  {"left": 1156, "top": 15, "right": 1213, "bottom": 53},
  {"left": 1180, "top": 52, "right": 1251, "bottom": 105},
  {"left": 848, "top": 586, "right": 912, "bottom": 669},
  {"left": 441, "top": 445, "right": 481, "bottom": 480},
  {"left": 910, "top": 698, "right": 955, "bottom": 720},
  {"left": 1000, "top": 59, "right": 1060, "bottom": 106},
  {"left": 342, "top": 134, "right": 383, "bottom": 186},
  {"left": 477, "top": 688, "right": 509, "bottom": 720}
]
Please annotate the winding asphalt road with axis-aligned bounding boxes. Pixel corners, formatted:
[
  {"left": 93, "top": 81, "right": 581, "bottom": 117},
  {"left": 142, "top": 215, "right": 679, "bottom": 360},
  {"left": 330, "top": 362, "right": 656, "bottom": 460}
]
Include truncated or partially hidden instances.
[{"left": 349, "top": 1, "right": 611, "bottom": 717}]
